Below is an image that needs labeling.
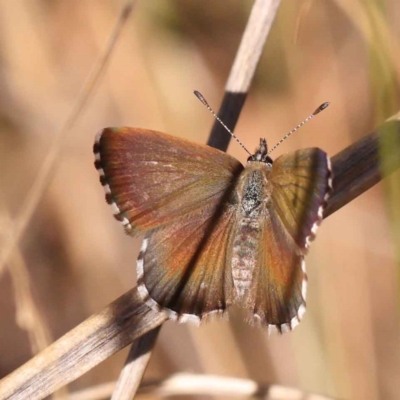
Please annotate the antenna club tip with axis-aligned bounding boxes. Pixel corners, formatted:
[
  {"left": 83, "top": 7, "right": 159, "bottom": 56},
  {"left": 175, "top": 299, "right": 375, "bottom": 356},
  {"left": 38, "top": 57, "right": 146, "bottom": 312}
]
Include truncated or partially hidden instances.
[
  {"left": 194, "top": 90, "right": 207, "bottom": 105},
  {"left": 313, "top": 102, "right": 330, "bottom": 115}
]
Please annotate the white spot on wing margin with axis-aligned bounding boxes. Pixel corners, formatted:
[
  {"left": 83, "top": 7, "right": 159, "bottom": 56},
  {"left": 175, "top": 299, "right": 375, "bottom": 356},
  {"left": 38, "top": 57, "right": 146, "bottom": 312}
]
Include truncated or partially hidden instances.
[
  {"left": 301, "top": 257, "right": 307, "bottom": 301},
  {"left": 326, "top": 156, "right": 333, "bottom": 196},
  {"left": 254, "top": 256, "right": 307, "bottom": 335},
  {"left": 94, "top": 130, "right": 133, "bottom": 232},
  {"left": 136, "top": 238, "right": 148, "bottom": 281},
  {"left": 304, "top": 154, "right": 332, "bottom": 249},
  {"left": 279, "top": 154, "right": 333, "bottom": 335}
]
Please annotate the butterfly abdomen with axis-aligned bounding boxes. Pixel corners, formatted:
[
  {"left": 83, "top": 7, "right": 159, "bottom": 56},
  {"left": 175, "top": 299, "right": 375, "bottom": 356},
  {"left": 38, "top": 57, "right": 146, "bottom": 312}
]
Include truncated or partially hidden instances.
[
  {"left": 231, "top": 165, "right": 270, "bottom": 300},
  {"left": 231, "top": 217, "right": 262, "bottom": 299}
]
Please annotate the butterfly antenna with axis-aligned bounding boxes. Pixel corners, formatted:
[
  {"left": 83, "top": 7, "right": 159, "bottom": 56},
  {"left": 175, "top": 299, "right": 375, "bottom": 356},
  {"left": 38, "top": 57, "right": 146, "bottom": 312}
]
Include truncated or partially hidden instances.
[
  {"left": 194, "top": 90, "right": 252, "bottom": 156},
  {"left": 267, "top": 102, "right": 330, "bottom": 155}
]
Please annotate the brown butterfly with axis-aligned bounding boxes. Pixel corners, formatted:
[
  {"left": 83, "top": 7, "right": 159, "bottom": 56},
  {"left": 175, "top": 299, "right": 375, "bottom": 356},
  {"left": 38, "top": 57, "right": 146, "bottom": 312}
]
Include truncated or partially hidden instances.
[{"left": 93, "top": 97, "right": 332, "bottom": 334}]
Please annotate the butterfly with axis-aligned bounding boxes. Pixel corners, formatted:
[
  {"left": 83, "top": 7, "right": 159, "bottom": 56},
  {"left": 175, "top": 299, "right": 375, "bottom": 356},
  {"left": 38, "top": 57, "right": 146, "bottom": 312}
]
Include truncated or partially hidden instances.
[{"left": 93, "top": 103, "right": 332, "bottom": 334}]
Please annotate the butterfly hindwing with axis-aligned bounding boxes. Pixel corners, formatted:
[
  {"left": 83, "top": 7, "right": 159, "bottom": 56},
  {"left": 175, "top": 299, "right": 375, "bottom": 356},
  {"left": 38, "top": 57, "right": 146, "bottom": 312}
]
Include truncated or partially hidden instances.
[
  {"left": 248, "top": 208, "right": 306, "bottom": 332},
  {"left": 270, "top": 148, "right": 332, "bottom": 251},
  {"left": 94, "top": 128, "right": 243, "bottom": 235},
  {"left": 137, "top": 203, "right": 237, "bottom": 323}
]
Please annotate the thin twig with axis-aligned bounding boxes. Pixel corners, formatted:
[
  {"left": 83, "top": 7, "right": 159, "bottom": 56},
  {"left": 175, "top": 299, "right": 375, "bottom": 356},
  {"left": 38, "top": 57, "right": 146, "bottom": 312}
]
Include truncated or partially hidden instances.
[
  {"left": 9, "top": 254, "right": 70, "bottom": 400},
  {"left": 0, "top": 0, "right": 135, "bottom": 277},
  {"left": 324, "top": 120, "right": 400, "bottom": 217},
  {"left": 69, "top": 373, "right": 336, "bottom": 400},
  {"left": 111, "top": 327, "right": 161, "bottom": 400},
  {"left": 7, "top": 229, "right": 53, "bottom": 354},
  {"left": 225, "top": 0, "right": 281, "bottom": 94},
  {"left": 293, "top": 0, "right": 314, "bottom": 44},
  {"left": 1, "top": 209, "right": 68, "bottom": 400},
  {"left": 207, "top": 0, "right": 282, "bottom": 151},
  {"left": 1, "top": 116, "right": 400, "bottom": 400},
  {"left": 139, "top": 373, "right": 335, "bottom": 399},
  {"left": 332, "top": 0, "right": 400, "bottom": 86}
]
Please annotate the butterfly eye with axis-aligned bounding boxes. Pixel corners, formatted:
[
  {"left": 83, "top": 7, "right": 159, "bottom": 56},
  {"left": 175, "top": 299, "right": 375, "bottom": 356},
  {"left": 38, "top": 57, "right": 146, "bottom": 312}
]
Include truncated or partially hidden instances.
[{"left": 265, "top": 156, "right": 274, "bottom": 165}]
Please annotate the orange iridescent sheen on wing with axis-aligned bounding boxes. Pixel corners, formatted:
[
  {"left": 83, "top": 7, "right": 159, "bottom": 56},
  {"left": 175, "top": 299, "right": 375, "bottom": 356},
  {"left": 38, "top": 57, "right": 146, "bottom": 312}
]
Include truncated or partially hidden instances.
[{"left": 95, "top": 128, "right": 243, "bottom": 235}]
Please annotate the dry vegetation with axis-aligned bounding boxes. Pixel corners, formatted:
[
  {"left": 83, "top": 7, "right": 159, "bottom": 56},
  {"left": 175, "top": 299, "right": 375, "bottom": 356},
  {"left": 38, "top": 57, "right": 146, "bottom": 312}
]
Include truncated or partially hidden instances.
[{"left": 0, "top": 1, "right": 400, "bottom": 399}]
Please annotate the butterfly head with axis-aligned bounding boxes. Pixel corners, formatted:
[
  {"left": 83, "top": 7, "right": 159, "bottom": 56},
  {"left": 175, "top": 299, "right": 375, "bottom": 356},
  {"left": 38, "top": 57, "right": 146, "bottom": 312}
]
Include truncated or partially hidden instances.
[{"left": 247, "top": 138, "right": 273, "bottom": 165}]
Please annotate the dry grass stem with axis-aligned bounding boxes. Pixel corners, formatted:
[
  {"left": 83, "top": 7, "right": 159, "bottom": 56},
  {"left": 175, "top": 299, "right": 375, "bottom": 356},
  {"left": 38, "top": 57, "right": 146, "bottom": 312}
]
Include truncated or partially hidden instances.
[
  {"left": 1, "top": 209, "right": 68, "bottom": 399},
  {"left": 293, "top": 0, "right": 314, "bottom": 44},
  {"left": 111, "top": 327, "right": 161, "bottom": 400},
  {"left": 139, "top": 373, "right": 336, "bottom": 399},
  {"left": 332, "top": 0, "right": 400, "bottom": 86},
  {"left": 208, "top": 0, "right": 282, "bottom": 151},
  {"left": 225, "top": 0, "right": 282, "bottom": 93},
  {"left": 7, "top": 229, "right": 53, "bottom": 354},
  {"left": 324, "top": 119, "right": 400, "bottom": 217},
  {"left": 69, "top": 373, "right": 336, "bottom": 400}
]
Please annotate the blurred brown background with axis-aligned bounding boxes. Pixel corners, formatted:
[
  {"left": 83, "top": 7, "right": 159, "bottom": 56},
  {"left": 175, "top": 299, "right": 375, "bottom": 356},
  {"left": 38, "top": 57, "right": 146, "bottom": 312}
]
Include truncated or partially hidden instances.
[{"left": 1, "top": 1, "right": 400, "bottom": 399}]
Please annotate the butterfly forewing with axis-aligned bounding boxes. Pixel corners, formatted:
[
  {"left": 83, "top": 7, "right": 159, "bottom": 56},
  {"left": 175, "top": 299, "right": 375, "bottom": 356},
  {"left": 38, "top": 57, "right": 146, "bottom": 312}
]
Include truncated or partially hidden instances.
[{"left": 94, "top": 128, "right": 243, "bottom": 235}]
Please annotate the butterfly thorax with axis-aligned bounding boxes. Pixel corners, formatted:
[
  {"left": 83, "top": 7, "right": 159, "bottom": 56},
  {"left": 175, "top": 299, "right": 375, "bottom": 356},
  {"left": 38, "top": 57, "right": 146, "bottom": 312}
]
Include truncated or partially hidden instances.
[{"left": 231, "top": 161, "right": 272, "bottom": 301}]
